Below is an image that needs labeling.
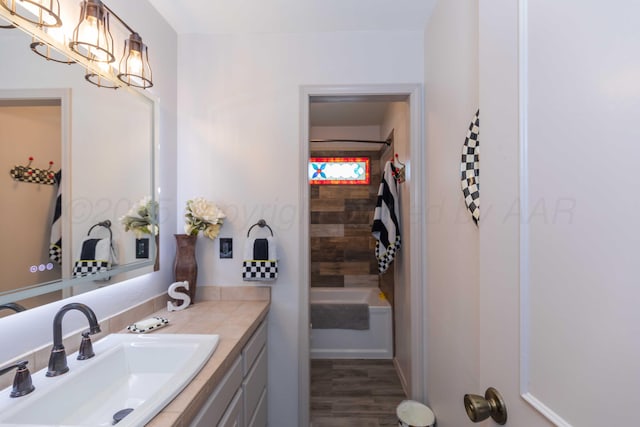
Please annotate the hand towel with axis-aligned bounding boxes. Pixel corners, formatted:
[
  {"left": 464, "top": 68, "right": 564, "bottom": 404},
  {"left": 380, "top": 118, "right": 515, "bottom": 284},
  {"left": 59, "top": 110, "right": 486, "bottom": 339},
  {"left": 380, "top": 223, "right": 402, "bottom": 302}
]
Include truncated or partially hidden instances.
[
  {"left": 49, "top": 170, "right": 62, "bottom": 265},
  {"left": 242, "top": 236, "right": 278, "bottom": 281},
  {"left": 371, "top": 160, "right": 401, "bottom": 274},
  {"left": 73, "top": 224, "right": 117, "bottom": 278}
]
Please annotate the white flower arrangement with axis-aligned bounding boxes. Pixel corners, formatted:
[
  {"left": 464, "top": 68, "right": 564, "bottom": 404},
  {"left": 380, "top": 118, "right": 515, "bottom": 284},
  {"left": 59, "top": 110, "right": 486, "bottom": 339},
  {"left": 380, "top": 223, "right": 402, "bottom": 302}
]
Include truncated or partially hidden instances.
[
  {"left": 184, "top": 197, "right": 225, "bottom": 240},
  {"left": 120, "top": 196, "right": 159, "bottom": 238}
]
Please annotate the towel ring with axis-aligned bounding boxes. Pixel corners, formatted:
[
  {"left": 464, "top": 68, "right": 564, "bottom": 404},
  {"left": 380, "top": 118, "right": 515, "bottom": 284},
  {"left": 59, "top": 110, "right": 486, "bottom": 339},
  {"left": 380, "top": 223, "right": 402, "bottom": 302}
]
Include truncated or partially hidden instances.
[
  {"left": 247, "top": 219, "right": 274, "bottom": 237},
  {"left": 87, "top": 219, "right": 113, "bottom": 240}
]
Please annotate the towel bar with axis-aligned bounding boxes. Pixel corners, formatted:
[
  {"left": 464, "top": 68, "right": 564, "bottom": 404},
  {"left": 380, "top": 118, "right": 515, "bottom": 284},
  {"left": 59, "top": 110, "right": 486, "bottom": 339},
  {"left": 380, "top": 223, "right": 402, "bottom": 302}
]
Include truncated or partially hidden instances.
[{"left": 247, "top": 219, "right": 273, "bottom": 237}]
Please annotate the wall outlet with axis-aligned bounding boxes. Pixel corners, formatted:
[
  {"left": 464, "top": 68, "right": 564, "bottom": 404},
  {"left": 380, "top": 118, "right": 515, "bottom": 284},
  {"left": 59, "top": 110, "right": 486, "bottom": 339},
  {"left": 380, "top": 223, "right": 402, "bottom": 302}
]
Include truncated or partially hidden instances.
[{"left": 220, "top": 238, "right": 232, "bottom": 259}]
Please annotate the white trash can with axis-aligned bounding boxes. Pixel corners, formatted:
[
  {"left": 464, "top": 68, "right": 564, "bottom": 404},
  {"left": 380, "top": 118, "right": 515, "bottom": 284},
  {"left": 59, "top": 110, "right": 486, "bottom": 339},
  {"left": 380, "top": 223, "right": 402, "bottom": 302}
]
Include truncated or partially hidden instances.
[{"left": 397, "top": 400, "right": 435, "bottom": 427}]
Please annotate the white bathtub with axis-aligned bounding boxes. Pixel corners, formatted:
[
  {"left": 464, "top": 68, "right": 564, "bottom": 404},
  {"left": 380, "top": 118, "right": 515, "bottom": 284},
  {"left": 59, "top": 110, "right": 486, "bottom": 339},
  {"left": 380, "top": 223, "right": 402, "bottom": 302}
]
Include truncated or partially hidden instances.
[{"left": 310, "top": 287, "right": 393, "bottom": 359}]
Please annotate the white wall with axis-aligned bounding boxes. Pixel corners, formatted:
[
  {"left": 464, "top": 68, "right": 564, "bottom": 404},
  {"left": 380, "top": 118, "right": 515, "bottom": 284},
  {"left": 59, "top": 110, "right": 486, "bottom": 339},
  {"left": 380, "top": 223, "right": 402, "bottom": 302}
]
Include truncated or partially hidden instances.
[
  {"left": 177, "top": 30, "right": 424, "bottom": 427},
  {"left": 0, "top": 0, "right": 178, "bottom": 363},
  {"left": 423, "top": 0, "right": 479, "bottom": 425}
]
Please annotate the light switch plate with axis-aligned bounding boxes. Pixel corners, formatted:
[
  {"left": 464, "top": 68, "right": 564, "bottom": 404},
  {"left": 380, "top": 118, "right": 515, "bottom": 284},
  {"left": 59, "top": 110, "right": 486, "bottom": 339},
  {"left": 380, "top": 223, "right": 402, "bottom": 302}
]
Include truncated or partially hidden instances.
[{"left": 135, "top": 238, "right": 150, "bottom": 258}]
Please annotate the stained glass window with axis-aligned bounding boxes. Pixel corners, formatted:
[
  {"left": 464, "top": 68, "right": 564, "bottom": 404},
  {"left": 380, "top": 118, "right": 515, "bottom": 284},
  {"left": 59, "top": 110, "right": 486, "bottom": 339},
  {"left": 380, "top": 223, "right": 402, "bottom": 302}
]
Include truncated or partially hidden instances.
[{"left": 309, "top": 157, "right": 370, "bottom": 185}]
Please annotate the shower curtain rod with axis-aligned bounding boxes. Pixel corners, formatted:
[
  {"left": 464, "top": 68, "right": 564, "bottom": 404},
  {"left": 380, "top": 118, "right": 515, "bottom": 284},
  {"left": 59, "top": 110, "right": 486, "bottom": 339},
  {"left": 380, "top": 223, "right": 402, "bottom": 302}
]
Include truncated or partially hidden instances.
[{"left": 309, "top": 138, "right": 391, "bottom": 146}]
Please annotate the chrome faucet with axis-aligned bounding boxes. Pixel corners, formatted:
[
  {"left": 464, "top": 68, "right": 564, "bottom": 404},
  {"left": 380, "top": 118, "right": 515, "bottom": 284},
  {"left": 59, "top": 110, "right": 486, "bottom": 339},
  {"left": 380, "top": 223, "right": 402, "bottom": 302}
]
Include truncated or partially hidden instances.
[
  {"left": 0, "top": 360, "right": 34, "bottom": 397},
  {"left": 0, "top": 303, "right": 26, "bottom": 313},
  {"left": 46, "top": 303, "right": 101, "bottom": 377}
]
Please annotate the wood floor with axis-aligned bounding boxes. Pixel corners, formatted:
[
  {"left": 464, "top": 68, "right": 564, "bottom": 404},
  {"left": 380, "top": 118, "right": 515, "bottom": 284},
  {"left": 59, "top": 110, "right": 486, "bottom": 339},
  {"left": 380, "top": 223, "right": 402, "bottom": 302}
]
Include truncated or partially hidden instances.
[{"left": 310, "top": 359, "right": 407, "bottom": 427}]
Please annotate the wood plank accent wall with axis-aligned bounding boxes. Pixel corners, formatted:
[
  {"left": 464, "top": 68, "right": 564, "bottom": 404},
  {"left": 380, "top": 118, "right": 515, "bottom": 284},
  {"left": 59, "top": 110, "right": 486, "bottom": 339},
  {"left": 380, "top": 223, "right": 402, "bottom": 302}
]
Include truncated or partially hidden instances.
[{"left": 310, "top": 150, "right": 382, "bottom": 288}]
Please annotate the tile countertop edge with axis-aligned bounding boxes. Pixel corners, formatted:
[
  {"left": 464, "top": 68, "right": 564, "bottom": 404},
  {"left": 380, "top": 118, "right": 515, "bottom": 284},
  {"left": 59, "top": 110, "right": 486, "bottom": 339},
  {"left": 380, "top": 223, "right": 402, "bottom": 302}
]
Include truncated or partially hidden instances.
[{"left": 141, "top": 299, "right": 270, "bottom": 427}]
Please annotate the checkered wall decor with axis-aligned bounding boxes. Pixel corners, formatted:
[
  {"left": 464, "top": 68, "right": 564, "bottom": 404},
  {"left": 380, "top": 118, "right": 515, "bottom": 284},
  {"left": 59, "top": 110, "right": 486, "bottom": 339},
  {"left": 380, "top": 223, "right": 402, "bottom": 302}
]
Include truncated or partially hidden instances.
[
  {"left": 460, "top": 109, "right": 480, "bottom": 225},
  {"left": 9, "top": 166, "right": 57, "bottom": 185}
]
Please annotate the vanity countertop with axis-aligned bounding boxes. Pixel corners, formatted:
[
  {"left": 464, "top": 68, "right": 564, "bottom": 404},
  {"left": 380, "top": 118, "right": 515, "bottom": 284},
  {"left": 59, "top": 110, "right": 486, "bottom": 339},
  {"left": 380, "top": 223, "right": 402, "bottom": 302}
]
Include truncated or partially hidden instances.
[{"left": 138, "top": 299, "right": 270, "bottom": 427}]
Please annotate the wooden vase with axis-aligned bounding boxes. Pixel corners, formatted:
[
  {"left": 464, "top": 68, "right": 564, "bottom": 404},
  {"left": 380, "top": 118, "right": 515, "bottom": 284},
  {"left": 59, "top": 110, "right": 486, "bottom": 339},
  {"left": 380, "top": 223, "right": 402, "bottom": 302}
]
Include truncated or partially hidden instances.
[
  {"left": 173, "top": 234, "right": 198, "bottom": 303},
  {"left": 154, "top": 233, "right": 160, "bottom": 272}
]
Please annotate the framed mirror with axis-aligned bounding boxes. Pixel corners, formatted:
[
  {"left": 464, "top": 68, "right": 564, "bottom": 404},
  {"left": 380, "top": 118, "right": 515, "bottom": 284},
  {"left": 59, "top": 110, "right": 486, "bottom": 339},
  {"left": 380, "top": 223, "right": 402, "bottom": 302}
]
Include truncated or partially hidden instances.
[{"left": 0, "top": 17, "right": 157, "bottom": 313}]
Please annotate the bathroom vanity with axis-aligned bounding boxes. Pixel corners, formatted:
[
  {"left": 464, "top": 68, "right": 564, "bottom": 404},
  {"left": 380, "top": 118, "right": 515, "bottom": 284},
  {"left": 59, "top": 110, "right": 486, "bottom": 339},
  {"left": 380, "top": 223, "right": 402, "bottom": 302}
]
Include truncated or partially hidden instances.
[
  {"left": 144, "top": 293, "right": 270, "bottom": 426},
  {"left": 0, "top": 287, "right": 270, "bottom": 427}
]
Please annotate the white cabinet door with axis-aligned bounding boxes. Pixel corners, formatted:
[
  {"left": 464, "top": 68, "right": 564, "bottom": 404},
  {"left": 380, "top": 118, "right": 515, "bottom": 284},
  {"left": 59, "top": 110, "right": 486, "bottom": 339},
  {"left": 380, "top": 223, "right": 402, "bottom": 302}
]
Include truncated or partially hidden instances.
[
  {"left": 243, "top": 347, "right": 267, "bottom": 425},
  {"left": 478, "top": 0, "right": 640, "bottom": 425},
  {"left": 190, "top": 357, "right": 243, "bottom": 427},
  {"left": 219, "top": 389, "right": 243, "bottom": 427},
  {"left": 247, "top": 389, "right": 267, "bottom": 427}
]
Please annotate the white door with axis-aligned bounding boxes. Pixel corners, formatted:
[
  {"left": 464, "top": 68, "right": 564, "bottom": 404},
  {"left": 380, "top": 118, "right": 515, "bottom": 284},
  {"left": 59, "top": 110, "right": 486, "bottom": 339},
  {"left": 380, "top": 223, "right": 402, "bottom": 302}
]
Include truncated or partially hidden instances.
[{"left": 477, "top": 0, "right": 640, "bottom": 426}]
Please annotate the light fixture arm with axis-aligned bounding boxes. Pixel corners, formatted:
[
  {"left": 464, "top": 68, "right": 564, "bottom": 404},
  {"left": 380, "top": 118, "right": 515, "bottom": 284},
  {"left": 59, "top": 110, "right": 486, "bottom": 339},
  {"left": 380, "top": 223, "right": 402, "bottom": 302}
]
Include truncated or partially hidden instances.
[{"left": 101, "top": 3, "right": 134, "bottom": 34}]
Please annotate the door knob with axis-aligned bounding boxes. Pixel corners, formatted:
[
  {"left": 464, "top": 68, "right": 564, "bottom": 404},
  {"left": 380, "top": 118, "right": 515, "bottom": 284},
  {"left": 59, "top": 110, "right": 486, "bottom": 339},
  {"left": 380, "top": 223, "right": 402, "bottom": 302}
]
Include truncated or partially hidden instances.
[{"left": 464, "top": 387, "right": 507, "bottom": 425}]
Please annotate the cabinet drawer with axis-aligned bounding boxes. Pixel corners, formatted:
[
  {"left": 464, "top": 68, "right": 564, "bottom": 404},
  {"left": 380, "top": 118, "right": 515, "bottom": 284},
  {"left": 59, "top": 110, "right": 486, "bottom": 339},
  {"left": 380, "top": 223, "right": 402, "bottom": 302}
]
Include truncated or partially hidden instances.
[
  {"left": 190, "top": 356, "right": 243, "bottom": 427},
  {"left": 217, "top": 388, "right": 243, "bottom": 427},
  {"left": 242, "top": 321, "right": 267, "bottom": 375},
  {"left": 247, "top": 388, "right": 267, "bottom": 427},
  {"left": 243, "top": 346, "right": 267, "bottom": 424}
]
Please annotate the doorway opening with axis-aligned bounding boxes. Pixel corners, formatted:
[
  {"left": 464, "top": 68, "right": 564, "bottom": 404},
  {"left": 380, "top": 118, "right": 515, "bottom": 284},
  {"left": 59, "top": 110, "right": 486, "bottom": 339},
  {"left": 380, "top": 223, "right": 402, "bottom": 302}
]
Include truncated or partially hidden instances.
[{"left": 298, "top": 84, "right": 425, "bottom": 427}]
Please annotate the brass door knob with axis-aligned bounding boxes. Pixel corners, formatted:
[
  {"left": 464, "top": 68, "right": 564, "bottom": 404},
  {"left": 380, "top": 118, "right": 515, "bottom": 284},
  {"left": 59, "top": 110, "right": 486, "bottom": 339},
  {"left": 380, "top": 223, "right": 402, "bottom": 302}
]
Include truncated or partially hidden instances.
[{"left": 463, "top": 387, "right": 507, "bottom": 425}]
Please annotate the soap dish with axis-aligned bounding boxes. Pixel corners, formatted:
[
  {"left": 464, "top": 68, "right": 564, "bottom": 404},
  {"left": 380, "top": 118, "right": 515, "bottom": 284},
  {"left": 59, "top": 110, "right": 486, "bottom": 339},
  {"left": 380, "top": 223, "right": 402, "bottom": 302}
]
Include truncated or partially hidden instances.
[{"left": 127, "top": 316, "right": 169, "bottom": 334}]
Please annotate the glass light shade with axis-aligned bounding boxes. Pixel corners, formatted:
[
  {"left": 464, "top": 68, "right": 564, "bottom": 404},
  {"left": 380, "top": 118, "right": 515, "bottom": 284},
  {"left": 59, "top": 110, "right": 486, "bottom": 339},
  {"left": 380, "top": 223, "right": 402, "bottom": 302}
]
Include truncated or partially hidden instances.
[
  {"left": 0, "top": 0, "right": 62, "bottom": 27},
  {"left": 69, "top": 0, "right": 114, "bottom": 63},
  {"left": 117, "top": 32, "right": 153, "bottom": 89}
]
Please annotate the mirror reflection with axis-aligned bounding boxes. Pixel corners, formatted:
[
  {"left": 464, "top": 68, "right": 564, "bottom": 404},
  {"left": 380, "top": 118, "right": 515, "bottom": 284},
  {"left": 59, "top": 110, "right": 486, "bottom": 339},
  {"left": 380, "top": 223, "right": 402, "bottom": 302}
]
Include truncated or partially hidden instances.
[
  {"left": 0, "top": 97, "right": 63, "bottom": 309},
  {"left": 0, "top": 23, "right": 156, "bottom": 314}
]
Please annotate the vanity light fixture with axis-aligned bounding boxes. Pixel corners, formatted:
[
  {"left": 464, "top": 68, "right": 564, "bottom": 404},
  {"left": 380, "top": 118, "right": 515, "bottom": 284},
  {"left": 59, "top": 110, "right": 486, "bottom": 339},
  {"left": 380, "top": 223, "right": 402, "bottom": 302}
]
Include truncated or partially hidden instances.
[
  {"left": 28, "top": 6, "right": 74, "bottom": 63},
  {"left": 84, "top": 73, "right": 117, "bottom": 88},
  {"left": 31, "top": 37, "right": 75, "bottom": 64},
  {"left": 85, "top": 70, "right": 118, "bottom": 89},
  {"left": 69, "top": 0, "right": 115, "bottom": 64},
  {"left": 84, "top": 51, "right": 117, "bottom": 88},
  {"left": 0, "top": 13, "right": 15, "bottom": 28},
  {"left": 5, "top": 0, "right": 154, "bottom": 90},
  {"left": 0, "top": 0, "right": 62, "bottom": 27},
  {"left": 117, "top": 32, "right": 153, "bottom": 88}
]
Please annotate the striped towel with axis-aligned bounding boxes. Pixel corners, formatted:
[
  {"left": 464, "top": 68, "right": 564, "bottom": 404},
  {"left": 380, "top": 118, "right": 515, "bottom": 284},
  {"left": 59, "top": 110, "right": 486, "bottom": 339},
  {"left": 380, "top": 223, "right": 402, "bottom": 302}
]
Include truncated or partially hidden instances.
[
  {"left": 371, "top": 161, "right": 401, "bottom": 274},
  {"left": 49, "top": 170, "right": 62, "bottom": 265}
]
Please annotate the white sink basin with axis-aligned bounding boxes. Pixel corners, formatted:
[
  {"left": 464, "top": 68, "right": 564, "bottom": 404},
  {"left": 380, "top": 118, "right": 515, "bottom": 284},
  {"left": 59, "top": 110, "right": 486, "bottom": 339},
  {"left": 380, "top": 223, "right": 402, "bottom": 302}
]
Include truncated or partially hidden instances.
[{"left": 0, "top": 333, "right": 219, "bottom": 426}]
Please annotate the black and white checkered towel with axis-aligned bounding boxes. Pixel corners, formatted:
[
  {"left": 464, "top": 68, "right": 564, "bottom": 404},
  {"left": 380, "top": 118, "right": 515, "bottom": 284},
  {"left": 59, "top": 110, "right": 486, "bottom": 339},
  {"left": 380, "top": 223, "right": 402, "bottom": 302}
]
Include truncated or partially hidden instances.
[
  {"left": 242, "top": 236, "right": 278, "bottom": 281},
  {"left": 372, "top": 161, "right": 401, "bottom": 274}
]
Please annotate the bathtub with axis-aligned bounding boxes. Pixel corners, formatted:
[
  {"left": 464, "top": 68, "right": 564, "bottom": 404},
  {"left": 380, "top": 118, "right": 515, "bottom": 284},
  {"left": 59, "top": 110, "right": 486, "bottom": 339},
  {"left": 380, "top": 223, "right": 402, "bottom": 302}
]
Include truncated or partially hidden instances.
[{"left": 310, "top": 287, "right": 393, "bottom": 359}]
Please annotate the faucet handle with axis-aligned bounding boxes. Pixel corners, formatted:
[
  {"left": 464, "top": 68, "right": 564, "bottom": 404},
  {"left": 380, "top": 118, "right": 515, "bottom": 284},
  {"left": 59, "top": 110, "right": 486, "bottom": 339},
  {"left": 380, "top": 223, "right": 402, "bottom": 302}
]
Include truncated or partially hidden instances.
[
  {"left": 0, "top": 360, "right": 35, "bottom": 398},
  {"left": 77, "top": 331, "right": 95, "bottom": 360}
]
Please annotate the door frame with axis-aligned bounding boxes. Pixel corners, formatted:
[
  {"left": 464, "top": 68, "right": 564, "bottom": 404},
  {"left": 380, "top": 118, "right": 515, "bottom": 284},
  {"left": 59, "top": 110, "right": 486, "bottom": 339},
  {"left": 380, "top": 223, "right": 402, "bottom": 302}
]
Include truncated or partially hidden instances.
[{"left": 298, "top": 83, "right": 426, "bottom": 426}]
